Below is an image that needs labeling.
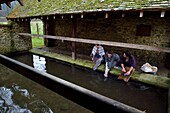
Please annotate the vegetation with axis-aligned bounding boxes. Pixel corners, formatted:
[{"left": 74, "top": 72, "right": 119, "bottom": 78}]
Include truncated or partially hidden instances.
[
  {"left": 30, "top": 20, "right": 44, "bottom": 48},
  {"left": 0, "top": 22, "right": 8, "bottom": 25}
]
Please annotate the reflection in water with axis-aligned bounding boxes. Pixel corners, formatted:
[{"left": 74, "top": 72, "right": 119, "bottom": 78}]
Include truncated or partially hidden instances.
[
  {"left": 29, "top": 100, "right": 53, "bottom": 113},
  {"left": 0, "top": 85, "right": 53, "bottom": 113},
  {"left": 33, "top": 55, "right": 46, "bottom": 72},
  {"left": 0, "top": 86, "right": 32, "bottom": 113},
  {"left": 0, "top": 62, "right": 91, "bottom": 113},
  {"left": 9, "top": 53, "right": 167, "bottom": 113},
  {"left": 12, "top": 84, "right": 31, "bottom": 99}
]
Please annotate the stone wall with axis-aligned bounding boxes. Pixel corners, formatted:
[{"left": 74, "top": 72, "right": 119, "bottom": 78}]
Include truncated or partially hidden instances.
[
  {"left": 0, "top": 21, "right": 32, "bottom": 54},
  {"left": 48, "top": 14, "right": 170, "bottom": 68},
  {"left": 0, "top": 24, "right": 12, "bottom": 53}
]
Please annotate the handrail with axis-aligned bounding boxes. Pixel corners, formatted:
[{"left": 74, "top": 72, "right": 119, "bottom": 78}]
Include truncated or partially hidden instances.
[{"left": 19, "top": 33, "right": 170, "bottom": 53}]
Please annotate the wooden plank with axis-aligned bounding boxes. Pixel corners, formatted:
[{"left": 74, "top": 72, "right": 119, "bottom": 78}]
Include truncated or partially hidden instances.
[
  {"left": 18, "top": 33, "right": 170, "bottom": 53},
  {"left": 16, "top": 0, "right": 24, "bottom": 6},
  {"left": 6, "top": 2, "right": 11, "bottom": 8}
]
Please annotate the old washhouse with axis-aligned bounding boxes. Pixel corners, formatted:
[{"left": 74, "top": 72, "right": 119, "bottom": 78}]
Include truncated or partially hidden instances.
[{"left": 0, "top": 0, "right": 170, "bottom": 113}]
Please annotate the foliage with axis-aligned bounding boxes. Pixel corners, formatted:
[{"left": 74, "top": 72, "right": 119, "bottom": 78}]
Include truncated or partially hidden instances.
[
  {"left": 30, "top": 21, "right": 44, "bottom": 48},
  {"left": 31, "top": 38, "right": 44, "bottom": 48},
  {"left": 0, "top": 22, "right": 8, "bottom": 25}
]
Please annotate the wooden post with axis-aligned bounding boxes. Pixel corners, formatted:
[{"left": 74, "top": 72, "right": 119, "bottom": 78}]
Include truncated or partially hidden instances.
[
  {"left": 72, "top": 18, "right": 77, "bottom": 60},
  {"left": 17, "top": 0, "right": 24, "bottom": 6},
  {"left": 43, "top": 20, "right": 48, "bottom": 46},
  {"left": 6, "top": 2, "right": 11, "bottom": 8},
  {"left": 36, "top": 20, "right": 39, "bottom": 38}
]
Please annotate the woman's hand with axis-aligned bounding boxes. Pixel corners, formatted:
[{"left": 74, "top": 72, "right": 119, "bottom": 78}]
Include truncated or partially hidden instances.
[
  {"left": 122, "top": 68, "right": 126, "bottom": 72},
  {"left": 125, "top": 71, "right": 131, "bottom": 76}
]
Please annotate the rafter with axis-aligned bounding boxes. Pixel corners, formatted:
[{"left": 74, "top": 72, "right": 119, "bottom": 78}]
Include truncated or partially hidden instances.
[
  {"left": 5, "top": 1, "right": 11, "bottom": 8},
  {"left": 16, "top": 0, "right": 24, "bottom": 6}
]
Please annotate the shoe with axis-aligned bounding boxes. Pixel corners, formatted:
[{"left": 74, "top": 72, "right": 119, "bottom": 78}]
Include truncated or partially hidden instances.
[
  {"left": 93, "top": 66, "right": 97, "bottom": 71},
  {"left": 104, "top": 74, "right": 108, "bottom": 77}
]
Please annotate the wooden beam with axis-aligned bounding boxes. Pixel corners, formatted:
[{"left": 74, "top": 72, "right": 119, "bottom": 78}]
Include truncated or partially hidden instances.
[
  {"left": 17, "top": 0, "right": 24, "bottom": 6},
  {"left": 6, "top": 2, "right": 11, "bottom": 8},
  {"left": 18, "top": 33, "right": 170, "bottom": 53}
]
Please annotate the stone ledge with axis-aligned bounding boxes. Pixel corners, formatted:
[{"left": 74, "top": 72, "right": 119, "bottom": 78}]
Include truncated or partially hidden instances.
[{"left": 30, "top": 48, "right": 170, "bottom": 89}]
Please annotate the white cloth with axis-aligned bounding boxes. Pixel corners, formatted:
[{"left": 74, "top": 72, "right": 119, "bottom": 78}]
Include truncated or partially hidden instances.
[
  {"left": 141, "top": 63, "right": 158, "bottom": 73},
  {"left": 91, "top": 45, "right": 105, "bottom": 57}
]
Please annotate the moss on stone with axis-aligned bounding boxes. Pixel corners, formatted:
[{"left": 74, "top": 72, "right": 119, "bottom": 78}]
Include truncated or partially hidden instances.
[
  {"left": 30, "top": 48, "right": 170, "bottom": 89},
  {"left": 0, "top": 23, "right": 12, "bottom": 27},
  {"left": 8, "top": 0, "right": 169, "bottom": 18}
]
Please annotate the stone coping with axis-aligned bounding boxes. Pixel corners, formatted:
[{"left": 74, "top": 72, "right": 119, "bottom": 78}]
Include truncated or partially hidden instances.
[{"left": 30, "top": 49, "right": 170, "bottom": 89}]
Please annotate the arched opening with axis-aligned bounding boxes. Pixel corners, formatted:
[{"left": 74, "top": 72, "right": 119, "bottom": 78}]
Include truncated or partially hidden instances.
[{"left": 30, "top": 19, "right": 44, "bottom": 48}]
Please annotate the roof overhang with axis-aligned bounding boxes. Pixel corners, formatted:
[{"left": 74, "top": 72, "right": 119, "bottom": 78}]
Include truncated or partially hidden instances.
[
  {"left": 6, "top": 0, "right": 170, "bottom": 19},
  {"left": 0, "top": 0, "right": 40, "bottom": 9}
]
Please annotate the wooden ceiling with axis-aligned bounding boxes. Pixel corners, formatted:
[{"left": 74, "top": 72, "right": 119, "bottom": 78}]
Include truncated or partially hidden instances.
[{"left": 0, "top": 0, "right": 41, "bottom": 9}]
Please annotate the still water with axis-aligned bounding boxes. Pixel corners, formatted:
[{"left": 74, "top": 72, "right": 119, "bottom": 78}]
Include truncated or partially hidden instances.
[
  {"left": 7, "top": 53, "right": 168, "bottom": 113},
  {"left": 0, "top": 61, "right": 92, "bottom": 112}
]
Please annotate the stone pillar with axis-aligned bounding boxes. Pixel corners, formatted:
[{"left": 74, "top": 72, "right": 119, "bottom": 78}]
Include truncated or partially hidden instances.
[{"left": 0, "top": 20, "right": 32, "bottom": 54}]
